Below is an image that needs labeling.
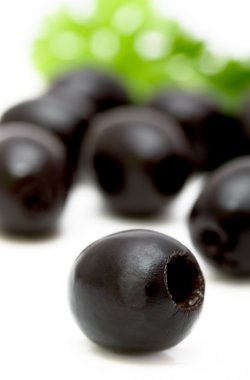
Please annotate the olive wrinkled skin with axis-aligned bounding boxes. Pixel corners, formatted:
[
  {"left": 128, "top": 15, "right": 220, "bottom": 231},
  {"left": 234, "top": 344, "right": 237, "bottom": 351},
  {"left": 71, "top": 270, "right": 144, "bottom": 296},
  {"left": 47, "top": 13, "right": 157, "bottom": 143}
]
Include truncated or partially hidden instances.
[
  {"left": 70, "top": 229, "right": 205, "bottom": 353},
  {"left": 47, "top": 68, "right": 130, "bottom": 113},
  {"left": 0, "top": 123, "right": 68, "bottom": 236},
  {"left": 189, "top": 157, "right": 250, "bottom": 276},
  {"left": 1, "top": 95, "right": 94, "bottom": 182},
  {"left": 87, "top": 106, "right": 193, "bottom": 215},
  {"left": 149, "top": 89, "right": 247, "bottom": 171}
]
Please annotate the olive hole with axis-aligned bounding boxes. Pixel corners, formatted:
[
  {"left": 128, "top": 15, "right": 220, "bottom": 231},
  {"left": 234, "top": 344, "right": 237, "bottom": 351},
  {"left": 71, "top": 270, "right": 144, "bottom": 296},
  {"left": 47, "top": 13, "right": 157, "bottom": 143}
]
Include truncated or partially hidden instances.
[
  {"left": 20, "top": 183, "right": 53, "bottom": 215},
  {"left": 166, "top": 255, "right": 204, "bottom": 309},
  {"left": 151, "top": 156, "right": 191, "bottom": 196},
  {"left": 201, "top": 229, "right": 221, "bottom": 248},
  {"left": 93, "top": 153, "right": 125, "bottom": 194}
]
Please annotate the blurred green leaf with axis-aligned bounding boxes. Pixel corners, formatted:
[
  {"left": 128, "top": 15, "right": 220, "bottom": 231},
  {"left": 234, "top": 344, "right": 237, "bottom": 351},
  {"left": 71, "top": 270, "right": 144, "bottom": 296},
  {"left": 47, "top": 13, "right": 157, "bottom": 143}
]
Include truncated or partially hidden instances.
[{"left": 32, "top": 0, "right": 250, "bottom": 113}]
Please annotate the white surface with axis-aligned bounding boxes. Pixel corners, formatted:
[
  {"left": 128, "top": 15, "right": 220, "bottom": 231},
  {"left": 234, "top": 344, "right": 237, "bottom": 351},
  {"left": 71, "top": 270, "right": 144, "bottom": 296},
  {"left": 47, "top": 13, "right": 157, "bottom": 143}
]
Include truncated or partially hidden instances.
[{"left": 0, "top": 1, "right": 250, "bottom": 379}]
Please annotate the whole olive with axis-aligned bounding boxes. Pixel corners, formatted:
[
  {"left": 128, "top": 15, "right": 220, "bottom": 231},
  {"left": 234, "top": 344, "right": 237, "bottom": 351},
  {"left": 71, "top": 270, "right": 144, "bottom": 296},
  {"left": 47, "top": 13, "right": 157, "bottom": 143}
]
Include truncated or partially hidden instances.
[
  {"left": 0, "top": 123, "right": 68, "bottom": 236},
  {"left": 189, "top": 156, "right": 250, "bottom": 276},
  {"left": 69, "top": 229, "right": 205, "bottom": 352},
  {"left": 149, "top": 89, "right": 247, "bottom": 171},
  {"left": 87, "top": 106, "right": 193, "bottom": 215},
  {"left": 47, "top": 68, "right": 130, "bottom": 113},
  {"left": 1, "top": 95, "right": 94, "bottom": 183}
]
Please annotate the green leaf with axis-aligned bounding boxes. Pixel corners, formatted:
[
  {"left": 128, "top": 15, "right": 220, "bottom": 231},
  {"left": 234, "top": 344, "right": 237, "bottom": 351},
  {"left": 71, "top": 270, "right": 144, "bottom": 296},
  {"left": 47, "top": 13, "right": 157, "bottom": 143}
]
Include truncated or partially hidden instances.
[{"left": 32, "top": 0, "right": 250, "bottom": 113}]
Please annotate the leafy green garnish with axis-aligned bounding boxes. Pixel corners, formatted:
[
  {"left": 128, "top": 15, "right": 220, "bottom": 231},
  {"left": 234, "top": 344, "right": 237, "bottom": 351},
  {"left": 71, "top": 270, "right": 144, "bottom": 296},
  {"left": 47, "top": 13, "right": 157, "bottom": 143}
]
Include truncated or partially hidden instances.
[{"left": 32, "top": 0, "right": 250, "bottom": 113}]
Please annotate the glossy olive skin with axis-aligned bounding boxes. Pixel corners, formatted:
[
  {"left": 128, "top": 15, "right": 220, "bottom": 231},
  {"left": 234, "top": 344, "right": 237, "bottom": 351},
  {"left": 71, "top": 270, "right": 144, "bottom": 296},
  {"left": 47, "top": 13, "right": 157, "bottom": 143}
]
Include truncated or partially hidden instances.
[
  {"left": 1, "top": 95, "right": 94, "bottom": 182},
  {"left": 241, "top": 91, "right": 250, "bottom": 143},
  {"left": 149, "top": 89, "right": 247, "bottom": 171},
  {"left": 0, "top": 123, "right": 68, "bottom": 235},
  {"left": 189, "top": 157, "right": 250, "bottom": 276},
  {"left": 70, "top": 229, "right": 205, "bottom": 352},
  {"left": 47, "top": 68, "right": 130, "bottom": 114},
  {"left": 87, "top": 106, "right": 193, "bottom": 215}
]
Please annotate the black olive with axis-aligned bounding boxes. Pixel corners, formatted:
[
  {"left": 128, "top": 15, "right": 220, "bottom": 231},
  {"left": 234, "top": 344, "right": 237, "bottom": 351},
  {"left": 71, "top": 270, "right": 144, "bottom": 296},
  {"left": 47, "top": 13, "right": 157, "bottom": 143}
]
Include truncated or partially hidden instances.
[
  {"left": 189, "top": 156, "right": 250, "bottom": 276},
  {"left": 149, "top": 89, "right": 247, "bottom": 171},
  {"left": 47, "top": 68, "right": 130, "bottom": 113},
  {"left": 87, "top": 106, "right": 193, "bottom": 215},
  {"left": 0, "top": 123, "right": 68, "bottom": 236},
  {"left": 1, "top": 95, "right": 94, "bottom": 184},
  {"left": 69, "top": 229, "right": 205, "bottom": 353},
  {"left": 241, "top": 91, "right": 250, "bottom": 147}
]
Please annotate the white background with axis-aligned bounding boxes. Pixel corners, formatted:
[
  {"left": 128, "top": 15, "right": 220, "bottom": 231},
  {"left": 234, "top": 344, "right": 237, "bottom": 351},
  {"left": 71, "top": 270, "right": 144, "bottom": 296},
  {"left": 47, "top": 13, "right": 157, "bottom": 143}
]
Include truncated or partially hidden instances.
[{"left": 0, "top": 1, "right": 250, "bottom": 379}]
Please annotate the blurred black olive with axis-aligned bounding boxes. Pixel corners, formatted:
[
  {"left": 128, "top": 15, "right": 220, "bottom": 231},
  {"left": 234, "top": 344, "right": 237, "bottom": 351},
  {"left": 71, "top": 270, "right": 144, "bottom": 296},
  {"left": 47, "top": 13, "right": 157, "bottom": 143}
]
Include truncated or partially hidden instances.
[
  {"left": 0, "top": 123, "right": 68, "bottom": 236},
  {"left": 47, "top": 68, "right": 130, "bottom": 113},
  {"left": 1, "top": 95, "right": 94, "bottom": 184},
  {"left": 149, "top": 89, "right": 248, "bottom": 171},
  {"left": 189, "top": 156, "right": 250, "bottom": 276},
  {"left": 87, "top": 106, "right": 193, "bottom": 215}
]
